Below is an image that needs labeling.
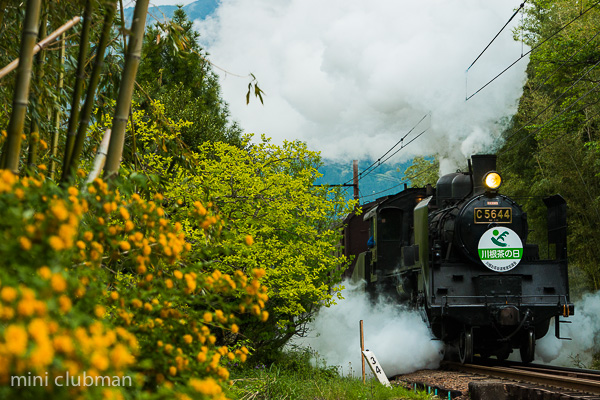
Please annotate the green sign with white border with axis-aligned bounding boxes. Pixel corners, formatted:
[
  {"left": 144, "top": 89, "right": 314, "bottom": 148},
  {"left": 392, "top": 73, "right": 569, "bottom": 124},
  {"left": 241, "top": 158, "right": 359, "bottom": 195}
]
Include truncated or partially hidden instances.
[{"left": 478, "top": 227, "right": 523, "bottom": 272}]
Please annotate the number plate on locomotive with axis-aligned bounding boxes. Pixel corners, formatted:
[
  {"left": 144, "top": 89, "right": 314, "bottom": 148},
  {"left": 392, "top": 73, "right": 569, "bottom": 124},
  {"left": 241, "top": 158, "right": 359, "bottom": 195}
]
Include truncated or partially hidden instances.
[{"left": 474, "top": 208, "right": 512, "bottom": 224}]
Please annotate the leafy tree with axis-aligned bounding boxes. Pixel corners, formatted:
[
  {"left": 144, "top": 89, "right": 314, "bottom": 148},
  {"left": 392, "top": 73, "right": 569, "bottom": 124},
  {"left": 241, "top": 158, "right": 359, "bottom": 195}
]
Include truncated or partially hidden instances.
[
  {"left": 86, "top": 102, "right": 354, "bottom": 359},
  {"left": 137, "top": 7, "right": 242, "bottom": 150},
  {"left": 403, "top": 156, "right": 439, "bottom": 188},
  {"left": 499, "top": 0, "right": 600, "bottom": 294}
]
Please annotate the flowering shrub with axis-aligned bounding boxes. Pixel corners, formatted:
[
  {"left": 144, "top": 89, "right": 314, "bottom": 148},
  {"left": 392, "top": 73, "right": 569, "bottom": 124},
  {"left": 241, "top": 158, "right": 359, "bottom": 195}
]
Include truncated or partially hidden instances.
[{"left": 0, "top": 170, "right": 268, "bottom": 399}]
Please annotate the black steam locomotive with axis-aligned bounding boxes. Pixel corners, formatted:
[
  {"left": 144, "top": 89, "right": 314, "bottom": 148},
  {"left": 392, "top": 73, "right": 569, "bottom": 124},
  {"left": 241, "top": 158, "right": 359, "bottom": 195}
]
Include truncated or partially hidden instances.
[{"left": 345, "top": 154, "right": 574, "bottom": 363}]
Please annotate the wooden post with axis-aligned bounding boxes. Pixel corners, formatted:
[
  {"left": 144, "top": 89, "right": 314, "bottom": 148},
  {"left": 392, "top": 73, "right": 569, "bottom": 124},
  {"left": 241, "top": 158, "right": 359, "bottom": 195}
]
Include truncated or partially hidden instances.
[
  {"left": 353, "top": 160, "right": 359, "bottom": 201},
  {"left": 360, "top": 319, "right": 365, "bottom": 384}
]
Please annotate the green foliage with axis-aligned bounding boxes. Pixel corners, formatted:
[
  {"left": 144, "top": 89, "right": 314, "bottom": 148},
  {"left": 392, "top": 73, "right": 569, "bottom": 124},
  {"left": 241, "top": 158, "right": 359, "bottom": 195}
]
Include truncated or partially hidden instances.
[
  {"left": 229, "top": 347, "right": 431, "bottom": 400},
  {"left": 85, "top": 102, "right": 354, "bottom": 362},
  {"left": 499, "top": 0, "right": 600, "bottom": 294},
  {"left": 137, "top": 7, "right": 242, "bottom": 150},
  {"left": 164, "top": 135, "right": 353, "bottom": 358},
  {"left": 403, "top": 156, "right": 439, "bottom": 188}
]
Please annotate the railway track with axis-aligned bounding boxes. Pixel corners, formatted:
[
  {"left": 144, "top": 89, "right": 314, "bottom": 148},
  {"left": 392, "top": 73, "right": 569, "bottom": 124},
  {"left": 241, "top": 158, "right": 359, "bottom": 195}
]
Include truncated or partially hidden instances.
[{"left": 442, "top": 360, "right": 600, "bottom": 399}]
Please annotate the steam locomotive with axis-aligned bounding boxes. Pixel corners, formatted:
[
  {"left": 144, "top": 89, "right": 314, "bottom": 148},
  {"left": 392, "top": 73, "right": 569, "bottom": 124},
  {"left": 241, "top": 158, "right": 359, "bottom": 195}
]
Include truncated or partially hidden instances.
[{"left": 344, "top": 154, "right": 574, "bottom": 363}]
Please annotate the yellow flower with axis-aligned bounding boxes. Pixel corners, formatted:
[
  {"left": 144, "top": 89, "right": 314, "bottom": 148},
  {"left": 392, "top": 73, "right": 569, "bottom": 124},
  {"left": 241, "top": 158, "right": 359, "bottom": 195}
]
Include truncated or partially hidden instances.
[
  {"left": 165, "top": 279, "right": 173, "bottom": 289},
  {"left": 30, "top": 339, "right": 54, "bottom": 368},
  {"left": 183, "top": 334, "right": 193, "bottom": 344},
  {"left": 58, "top": 295, "right": 72, "bottom": 313},
  {"left": 5, "top": 325, "right": 28, "bottom": 355},
  {"left": 169, "top": 366, "right": 177, "bottom": 376},
  {"left": 124, "top": 220, "right": 135, "bottom": 232},
  {"left": 231, "top": 324, "right": 239, "bottom": 334},
  {"left": 203, "top": 312, "right": 212, "bottom": 323},
  {"left": 18, "top": 236, "right": 31, "bottom": 250},
  {"left": 51, "top": 274, "right": 67, "bottom": 292},
  {"left": 189, "top": 377, "right": 222, "bottom": 395},
  {"left": 38, "top": 266, "right": 51, "bottom": 280},
  {"left": 119, "top": 207, "right": 130, "bottom": 220},
  {"left": 119, "top": 241, "right": 131, "bottom": 251},
  {"left": 1, "top": 287, "right": 17, "bottom": 302},
  {"left": 48, "top": 236, "right": 65, "bottom": 251},
  {"left": 173, "top": 270, "right": 183, "bottom": 280},
  {"left": 53, "top": 335, "right": 74, "bottom": 354},
  {"left": 50, "top": 200, "right": 69, "bottom": 221},
  {"left": 261, "top": 310, "right": 269, "bottom": 322},
  {"left": 91, "top": 352, "right": 109, "bottom": 371},
  {"left": 110, "top": 344, "right": 134, "bottom": 370},
  {"left": 17, "top": 298, "right": 36, "bottom": 316},
  {"left": 27, "top": 318, "right": 48, "bottom": 342},
  {"left": 95, "top": 305, "right": 106, "bottom": 318},
  {"left": 245, "top": 235, "right": 254, "bottom": 246},
  {"left": 83, "top": 231, "right": 94, "bottom": 241},
  {"left": 110, "top": 291, "right": 119, "bottom": 300}
]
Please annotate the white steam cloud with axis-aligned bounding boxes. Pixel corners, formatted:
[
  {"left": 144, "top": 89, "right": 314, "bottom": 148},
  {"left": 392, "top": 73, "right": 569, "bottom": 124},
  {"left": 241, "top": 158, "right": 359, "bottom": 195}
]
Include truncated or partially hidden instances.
[
  {"left": 198, "top": 0, "right": 528, "bottom": 165},
  {"left": 536, "top": 291, "right": 600, "bottom": 367},
  {"left": 293, "top": 281, "right": 443, "bottom": 377}
]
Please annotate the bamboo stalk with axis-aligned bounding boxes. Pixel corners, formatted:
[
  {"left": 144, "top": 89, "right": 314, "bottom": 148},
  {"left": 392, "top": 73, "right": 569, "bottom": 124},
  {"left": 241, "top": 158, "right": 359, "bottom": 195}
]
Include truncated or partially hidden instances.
[
  {"left": 27, "top": 4, "right": 47, "bottom": 171},
  {"left": 86, "top": 128, "right": 111, "bottom": 185},
  {"left": 0, "top": 15, "right": 80, "bottom": 80},
  {"left": 62, "top": 0, "right": 117, "bottom": 181},
  {"left": 2, "top": 0, "right": 42, "bottom": 173},
  {"left": 49, "top": 33, "right": 66, "bottom": 180},
  {"left": 103, "top": 0, "right": 150, "bottom": 179},
  {"left": 61, "top": 0, "right": 93, "bottom": 180}
]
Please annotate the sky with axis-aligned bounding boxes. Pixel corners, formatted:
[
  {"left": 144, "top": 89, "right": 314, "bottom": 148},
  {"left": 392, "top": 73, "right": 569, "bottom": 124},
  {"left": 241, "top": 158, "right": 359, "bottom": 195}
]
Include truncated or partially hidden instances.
[{"left": 192, "top": 0, "right": 529, "bottom": 170}]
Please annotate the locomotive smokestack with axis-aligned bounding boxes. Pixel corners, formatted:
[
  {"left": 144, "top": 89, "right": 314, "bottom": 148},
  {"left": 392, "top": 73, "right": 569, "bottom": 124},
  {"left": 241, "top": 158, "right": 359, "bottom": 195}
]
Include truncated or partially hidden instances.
[{"left": 471, "top": 154, "right": 497, "bottom": 194}]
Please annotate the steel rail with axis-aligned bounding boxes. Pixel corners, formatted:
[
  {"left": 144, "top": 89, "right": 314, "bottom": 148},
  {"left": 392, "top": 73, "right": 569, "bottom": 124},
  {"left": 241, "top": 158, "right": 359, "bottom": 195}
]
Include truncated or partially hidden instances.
[{"left": 447, "top": 362, "right": 600, "bottom": 395}]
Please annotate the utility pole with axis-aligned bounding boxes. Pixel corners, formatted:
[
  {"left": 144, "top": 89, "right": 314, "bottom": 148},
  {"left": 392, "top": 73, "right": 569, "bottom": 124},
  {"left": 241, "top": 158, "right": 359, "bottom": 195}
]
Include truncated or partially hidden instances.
[{"left": 353, "top": 160, "right": 359, "bottom": 201}]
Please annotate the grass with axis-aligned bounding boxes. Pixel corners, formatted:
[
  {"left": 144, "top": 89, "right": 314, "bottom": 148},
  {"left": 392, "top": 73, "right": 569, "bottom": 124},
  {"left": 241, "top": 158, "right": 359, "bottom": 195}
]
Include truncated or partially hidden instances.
[{"left": 227, "top": 347, "right": 434, "bottom": 400}]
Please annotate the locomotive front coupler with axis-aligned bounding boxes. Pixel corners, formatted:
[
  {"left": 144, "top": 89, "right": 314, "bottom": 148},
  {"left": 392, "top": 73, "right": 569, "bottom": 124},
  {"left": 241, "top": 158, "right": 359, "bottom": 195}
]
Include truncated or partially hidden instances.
[{"left": 497, "top": 309, "right": 532, "bottom": 342}]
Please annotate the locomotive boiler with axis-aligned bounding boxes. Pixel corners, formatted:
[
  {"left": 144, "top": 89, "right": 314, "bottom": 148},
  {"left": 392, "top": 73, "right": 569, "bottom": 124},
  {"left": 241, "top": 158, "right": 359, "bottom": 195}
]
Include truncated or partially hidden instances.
[{"left": 347, "top": 154, "right": 574, "bottom": 363}]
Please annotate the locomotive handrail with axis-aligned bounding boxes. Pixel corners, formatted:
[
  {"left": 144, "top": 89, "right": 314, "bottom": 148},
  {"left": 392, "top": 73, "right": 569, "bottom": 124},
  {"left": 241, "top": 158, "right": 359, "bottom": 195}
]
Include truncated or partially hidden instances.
[{"left": 441, "top": 294, "right": 572, "bottom": 310}]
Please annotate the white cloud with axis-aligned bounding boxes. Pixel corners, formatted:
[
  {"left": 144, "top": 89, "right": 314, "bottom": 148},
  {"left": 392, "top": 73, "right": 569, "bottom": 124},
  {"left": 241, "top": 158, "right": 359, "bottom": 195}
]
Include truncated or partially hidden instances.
[{"left": 199, "top": 0, "right": 528, "bottom": 164}]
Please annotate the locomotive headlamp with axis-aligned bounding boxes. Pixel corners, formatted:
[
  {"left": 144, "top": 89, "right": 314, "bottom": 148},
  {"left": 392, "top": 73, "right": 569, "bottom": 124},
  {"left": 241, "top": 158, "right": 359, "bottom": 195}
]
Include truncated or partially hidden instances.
[{"left": 484, "top": 171, "right": 502, "bottom": 190}]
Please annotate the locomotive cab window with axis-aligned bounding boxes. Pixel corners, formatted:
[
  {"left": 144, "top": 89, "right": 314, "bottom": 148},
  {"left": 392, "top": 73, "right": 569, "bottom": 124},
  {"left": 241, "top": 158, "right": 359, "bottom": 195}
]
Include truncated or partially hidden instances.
[{"left": 378, "top": 208, "right": 403, "bottom": 241}]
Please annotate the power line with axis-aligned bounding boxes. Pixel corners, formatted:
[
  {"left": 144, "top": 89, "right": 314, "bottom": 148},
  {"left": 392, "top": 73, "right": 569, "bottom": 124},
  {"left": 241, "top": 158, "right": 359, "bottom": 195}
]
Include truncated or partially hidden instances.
[
  {"left": 466, "top": 1, "right": 528, "bottom": 72},
  {"left": 466, "top": 0, "right": 600, "bottom": 101},
  {"left": 360, "top": 163, "right": 438, "bottom": 201},
  {"left": 377, "top": 128, "right": 429, "bottom": 167},
  {"left": 343, "top": 113, "right": 430, "bottom": 185},
  {"left": 503, "top": 56, "right": 600, "bottom": 143},
  {"left": 531, "top": 28, "right": 600, "bottom": 94},
  {"left": 536, "top": 105, "right": 600, "bottom": 152},
  {"left": 501, "top": 80, "right": 600, "bottom": 154}
]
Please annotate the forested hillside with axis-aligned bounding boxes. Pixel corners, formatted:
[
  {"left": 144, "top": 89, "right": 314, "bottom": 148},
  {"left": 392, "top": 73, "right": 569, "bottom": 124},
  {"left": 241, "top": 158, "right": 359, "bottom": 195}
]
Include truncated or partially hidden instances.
[
  {"left": 498, "top": 0, "right": 600, "bottom": 297},
  {"left": 0, "top": 1, "right": 352, "bottom": 398}
]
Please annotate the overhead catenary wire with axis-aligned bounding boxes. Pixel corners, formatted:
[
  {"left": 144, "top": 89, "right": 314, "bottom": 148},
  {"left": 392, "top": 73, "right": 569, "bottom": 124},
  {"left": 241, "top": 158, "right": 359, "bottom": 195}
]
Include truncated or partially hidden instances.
[
  {"left": 343, "top": 113, "right": 431, "bottom": 185},
  {"left": 466, "top": 1, "right": 528, "bottom": 73},
  {"left": 530, "top": 28, "right": 600, "bottom": 94},
  {"left": 466, "top": 0, "right": 600, "bottom": 101},
  {"left": 500, "top": 79, "right": 600, "bottom": 154},
  {"left": 360, "top": 163, "right": 438, "bottom": 201},
  {"left": 503, "top": 56, "right": 600, "bottom": 144}
]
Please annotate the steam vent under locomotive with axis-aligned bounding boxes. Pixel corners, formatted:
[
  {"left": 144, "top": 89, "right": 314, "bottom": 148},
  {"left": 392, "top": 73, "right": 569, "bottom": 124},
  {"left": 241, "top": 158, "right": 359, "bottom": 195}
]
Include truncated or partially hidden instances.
[{"left": 345, "top": 154, "right": 574, "bottom": 363}]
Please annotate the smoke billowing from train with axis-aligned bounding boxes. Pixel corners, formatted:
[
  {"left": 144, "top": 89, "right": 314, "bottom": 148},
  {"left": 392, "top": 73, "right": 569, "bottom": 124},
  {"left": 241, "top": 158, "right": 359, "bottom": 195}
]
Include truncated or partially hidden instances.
[
  {"left": 201, "top": 0, "right": 528, "bottom": 165},
  {"left": 295, "top": 281, "right": 443, "bottom": 377},
  {"left": 537, "top": 291, "right": 600, "bottom": 367}
]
